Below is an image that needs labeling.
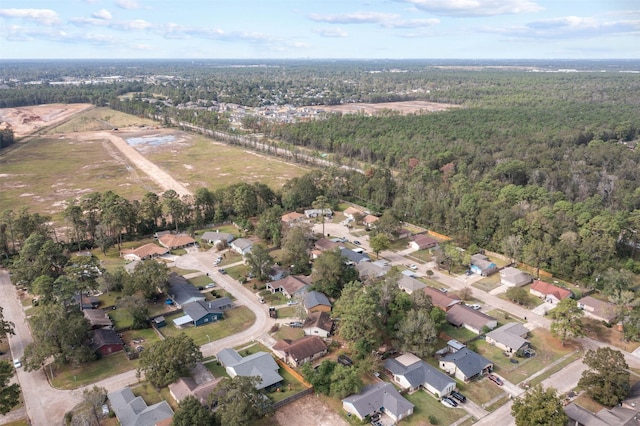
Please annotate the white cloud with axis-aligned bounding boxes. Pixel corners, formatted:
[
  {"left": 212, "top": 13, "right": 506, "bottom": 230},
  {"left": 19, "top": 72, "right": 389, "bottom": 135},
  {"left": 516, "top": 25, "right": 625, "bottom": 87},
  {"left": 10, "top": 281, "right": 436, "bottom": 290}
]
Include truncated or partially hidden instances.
[
  {"left": 92, "top": 9, "right": 112, "bottom": 20},
  {"left": 485, "top": 15, "right": 640, "bottom": 38},
  {"left": 0, "top": 8, "right": 61, "bottom": 26},
  {"left": 313, "top": 27, "right": 348, "bottom": 38},
  {"left": 400, "top": 0, "right": 543, "bottom": 17},
  {"left": 308, "top": 11, "right": 400, "bottom": 25},
  {"left": 111, "top": 19, "right": 152, "bottom": 30},
  {"left": 115, "top": 0, "right": 142, "bottom": 10},
  {"left": 383, "top": 18, "right": 440, "bottom": 28}
]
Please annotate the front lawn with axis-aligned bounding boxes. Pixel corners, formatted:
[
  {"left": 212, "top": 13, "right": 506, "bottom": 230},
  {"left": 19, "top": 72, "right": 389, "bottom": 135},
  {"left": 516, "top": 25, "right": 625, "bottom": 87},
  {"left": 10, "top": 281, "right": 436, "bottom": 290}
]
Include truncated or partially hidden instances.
[
  {"left": 160, "top": 306, "right": 256, "bottom": 345},
  {"left": 456, "top": 377, "right": 506, "bottom": 406},
  {"left": 439, "top": 324, "right": 478, "bottom": 344},
  {"left": 403, "top": 389, "right": 467, "bottom": 426},
  {"left": 271, "top": 325, "right": 305, "bottom": 341},
  {"left": 188, "top": 275, "right": 214, "bottom": 288},
  {"left": 259, "top": 290, "right": 288, "bottom": 305},
  {"left": 276, "top": 306, "right": 299, "bottom": 318},
  {"left": 51, "top": 351, "right": 135, "bottom": 390},
  {"left": 583, "top": 318, "right": 640, "bottom": 352}
]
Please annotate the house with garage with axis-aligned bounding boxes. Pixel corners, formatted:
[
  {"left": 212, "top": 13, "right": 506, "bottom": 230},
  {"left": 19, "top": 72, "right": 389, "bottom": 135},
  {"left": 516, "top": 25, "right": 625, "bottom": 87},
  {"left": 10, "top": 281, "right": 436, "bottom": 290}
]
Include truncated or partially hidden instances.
[
  {"left": 340, "top": 247, "right": 370, "bottom": 265},
  {"left": 530, "top": 280, "right": 572, "bottom": 304},
  {"left": 168, "top": 273, "right": 205, "bottom": 307},
  {"left": 439, "top": 348, "right": 493, "bottom": 382},
  {"left": 120, "top": 243, "right": 169, "bottom": 262},
  {"left": 273, "top": 335, "right": 328, "bottom": 367},
  {"left": 422, "top": 286, "right": 462, "bottom": 312},
  {"left": 168, "top": 363, "right": 222, "bottom": 405},
  {"left": 200, "top": 231, "right": 234, "bottom": 246},
  {"left": 266, "top": 275, "right": 312, "bottom": 299},
  {"left": 500, "top": 267, "right": 533, "bottom": 287},
  {"left": 303, "top": 291, "right": 332, "bottom": 313},
  {"left": 230, "top": 238, "right": 253, "bottom": 255},
  {"left": 410, "top": 234, "right": 439, "bottom": 251},
  {"left": 268, "top": 265, "right": 287, "bottom": 282},
  {"left": 314, "top": 238, "right": 341, "bottom": 253},
  {"left": 385, "top": 355, "right": 456, "bottom": 397},
  {"left": 343, "top": 206, "right": 363, "bottom": 221},
  {"left": 446, "top": 304, "right": 498, "bottom": 334},
  {"left": 91, "top": 328, "right": 123, "bottom": 356},
  {"left": 108, "top": 387, "right": 174, "bottom": 426},
  {"left": 363, "top": 214, "right": 379, "bottom": 229},
  {"left": 173, "top": 297, "right": 232, "bottom": 327},
  {"left": 486, "top": 322, "right": 530, "bottom": 355},
  {"left": 216, "top": 348, "right": 283, "bottom": 390},
  {"left": 342, "top": 382, "right": 414, "bottom": 423},
  {"left": 356, "top": 261, "right": 389, "bottom": 282},
  {"left": 303, "top": 311, "right": 334, "bottom": 337},
  {"left": 158, "top": 233, "right": 196, "bottom": 250},
  {"left": 84, "top": 309, "right": 113, "bottom": 329},
  {"left": 281, "top": 211, "right": 306, "bottom": 226},
  {"left": 398, "top": 276, "right": 427, "bottom": 295},
  {"left": 470, "top": 253, "right": 498, "bottom": 276},
  {"left": 578, "top": 296, "right": 618, "bottom": 324}
]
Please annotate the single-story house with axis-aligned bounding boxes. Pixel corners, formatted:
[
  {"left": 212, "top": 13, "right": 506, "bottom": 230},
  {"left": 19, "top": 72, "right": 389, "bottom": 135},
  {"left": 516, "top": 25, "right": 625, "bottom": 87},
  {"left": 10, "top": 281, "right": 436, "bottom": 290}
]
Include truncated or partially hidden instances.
[
  {"left": 385, "top": 357, "right": 456, "bottom": 397},
  {"left": 158, "top": 233, "right": 196, "bottom": 250},
  {"left": 394, "top": 228, "right": 412, "bottom": 240},
  {"left": 200, "top": 231, "right": 234, "bottom": 246},
  {"left": 446, "top": 304, "right": 498, "bottom": 334},
  {"left": 266, "top": 275, "right": 312, "bottom": 298},
  {"left": 340, "top": 247, "right": 370, "bottom": 265},
  {"left": 485, "top": 322, "right": 530, "bottom": 354},
  {"left": 281, "top": 211, "right": 306, "bottom": 225},
  {"left": 273, "top": 335, "right": 328, "bottom": 367},
  {"left": 356, "top": 261, "right": 390, "bottom": 281},
  {"left": 363, "top": 214, "right": 379, "bottom": 229},
  {"left": 268, "top": 265, "right": 287, "bottom": 282},
  {"left": 73, "top": 294, "right": 100, "bottom": 310},
  {"left": 530, "top": 280, "right": 572, "bottom": 304},
  {"left": 216, "top": 348, "right": 283, "bottom": 390},
  {"left": 91, "top": 328, "right": 123, "bottom": 356},
  {"left": 422, "top": 286, "right": 462, "bottom": 312},
  {"left": 168, "top": 363, "right": 222, "bottom": 405},
  {"left": 230, "top": 238, "right": 253, "bottom": 255},
  {"left": 304, "top": 208, "right": 332, "bottom": 218},
  {"left": 120, "top": 243, "right": 169, "bottom": 262},
  {"left": 108, "top": 387, "right": 174, "bottom": 426},
  {"left": 84, "top": 309, "right": 113, "bottom": 329},
  {"left": 303, "top": 291, "right": 332, "bottom": 313},
  {"left": 303, "top": 311, "right": 334, "bottom": 337},
  {"left": 343, "top": 206, "right": 363, "bottom": 220},
  {"left": 342, "top": 382, "right": 414, "bottom": 423},
  {"left": 470, "top": 254, "right": 498, "bottom": 276},
  {"left": 314, "top": 238, "right": 341, "bottom": 252},
  {"left": 578, "top": 296, "right": 618, "bottom": 323},
  {"left": 500, "top": 267, "right": 533, "bottom": 287},
  {"left": 565, "top": 402, "right": 640, "bottom": 426},
  {"left": 173, "top": 298, "right": 232, "bottom": 327},
  {"left": 398, "top": 276, "right": 427, "bottom": 295},
  {"left": 439, "top": 347, "right": 493, "bottom": 382},
  {"left": 168, "top": 273, "right": 205, "bottom": 307},
  {"left": 410, "top": 234, "right": 439, "bottom": 251}
]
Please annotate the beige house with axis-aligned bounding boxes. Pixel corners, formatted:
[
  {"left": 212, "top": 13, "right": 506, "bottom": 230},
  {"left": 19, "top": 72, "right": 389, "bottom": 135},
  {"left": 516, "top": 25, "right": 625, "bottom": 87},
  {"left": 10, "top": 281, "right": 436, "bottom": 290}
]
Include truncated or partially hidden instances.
[{"left": 485, "top": 322, "right": 530, "bottom": 354}]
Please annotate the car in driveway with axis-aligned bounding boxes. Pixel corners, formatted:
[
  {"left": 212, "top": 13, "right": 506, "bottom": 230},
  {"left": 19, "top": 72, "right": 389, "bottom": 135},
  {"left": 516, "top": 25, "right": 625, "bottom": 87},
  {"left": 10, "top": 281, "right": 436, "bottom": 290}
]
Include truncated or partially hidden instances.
[
  {"left": 13, "top": 359, "right": 22, "bottom": 368},
  {"left": 439, "top": 287, "right": 448, "bottom": 293},
  {"left": 408, "top": 264, "right": 418, "bottom": 270},
  {"left": 488, "top": 374, "right": 503, "bottom": 386},
  {"left": 205, "top": 283, "right": 216, "bottom": 289},
  {"left": 288, "top": 321, "right": 303, "bottom": 328},
  {"left": 337, "top": 354, "right": 353, "bottom": 367},
  {"left": 286, "top": 300, "right": 298, "bottom": 305},
  {"left": 441, "top": 397, "right": 456, "bottom": 408},
  {"left": 450, "top": 391, "right": 466, "bottom": 403},
  {"left": 353, "top": 240, "right": 361, "bottom": 245},
  {"left": 218, "top": 268, "right": 226, "bottom": 274}
]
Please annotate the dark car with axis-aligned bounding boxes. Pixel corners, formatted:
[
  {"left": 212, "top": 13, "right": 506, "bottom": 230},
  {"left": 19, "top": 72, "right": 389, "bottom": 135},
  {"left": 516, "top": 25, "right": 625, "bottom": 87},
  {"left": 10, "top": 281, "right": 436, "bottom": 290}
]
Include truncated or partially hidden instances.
[
  {"left": 337, "top": 354, "right": 353, "bottom": 367},
  {"left": 488, "top": 374, "right": 503, "bottom": 386},
  {"left": 218, "top": 268, "right": 227, "bottom": 274},
  {"left": 353, "top": 240, "right": 361, "bottom": 245},
  {"left": 450, "top": 391, "right": 466, "bottom": 403}
]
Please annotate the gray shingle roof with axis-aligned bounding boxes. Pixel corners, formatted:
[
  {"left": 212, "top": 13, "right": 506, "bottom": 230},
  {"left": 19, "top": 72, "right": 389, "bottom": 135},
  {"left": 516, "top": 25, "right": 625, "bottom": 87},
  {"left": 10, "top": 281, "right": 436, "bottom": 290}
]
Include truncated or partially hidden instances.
[
  {"left": 108, "top": 388, "right": 173, "bottom": 426},
  {"left": 168, "top": 273, "right": 205, "bottom": 306},
  {"left": 340, "top": 248, "right": 370, "bottom": 263},
  {"left": 342, "top": 382, "right": 414, "bottom": 420},
  {"left": 304, "top": 291, "right": 331, "bottom": 310},
  {"left": 182, "top": 297, "right": 232, "bottom": 322},
  {"left": 384, "top": 358, "right": 455, "bottom": 394},
  {"left": 441, "top": 348, "right": 492, "bottom": 378},
  {"left": 486, "top": 322, "right": 529, "bottom": 351},
  {"left": 215, "top": 349, "right": 283, "bottom": 390}
]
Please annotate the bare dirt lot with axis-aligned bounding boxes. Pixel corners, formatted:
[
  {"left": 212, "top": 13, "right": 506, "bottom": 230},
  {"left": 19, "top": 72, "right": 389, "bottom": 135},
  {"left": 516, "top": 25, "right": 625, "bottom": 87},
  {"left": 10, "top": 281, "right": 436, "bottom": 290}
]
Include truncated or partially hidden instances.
[
  {"left": 0, "top": 103, "right": 94, "bottom": 137},
  {"left": 306, "top": 100, "right": 460, "bottom": 115},
  {"left": 273, "top": 394, "right": 348, "bottom": 426}
]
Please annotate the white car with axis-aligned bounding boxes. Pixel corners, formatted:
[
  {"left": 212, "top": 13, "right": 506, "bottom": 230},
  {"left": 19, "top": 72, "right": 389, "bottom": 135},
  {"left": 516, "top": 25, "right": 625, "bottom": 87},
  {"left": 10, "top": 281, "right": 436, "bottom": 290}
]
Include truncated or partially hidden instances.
[
  {"left": 13, "top": 359, "right": 22, "bottom": 368},
  {"left": 409, "top": 264, "right": 418, "bottom": 270},
  {"left": 205, "top": 283, "right": 215, "bottom": 289},
  {"left": 287, "top": 300, "right": 298, "bottom": 305},
  {"left": 441, "top": 398, "right": 455, "bottom": 408}
]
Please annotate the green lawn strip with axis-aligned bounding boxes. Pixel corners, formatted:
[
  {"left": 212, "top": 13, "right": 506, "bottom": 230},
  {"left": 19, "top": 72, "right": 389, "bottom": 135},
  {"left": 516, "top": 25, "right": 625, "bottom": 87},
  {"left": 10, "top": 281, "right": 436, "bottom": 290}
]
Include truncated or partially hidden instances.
[
  {"left": 259, "top": 290, "right": 288, "bottom": 305},
  {"left": 456, "top": 377, "right": 505, "bottom": 406},
  {"left": 187, "top": 275, "right": 213, "bottom": 288},
  {"left": 131, "top": 381, "right": 164, "bottom": 405},
  {"left": 485, "top": 395, "right": 511, "bottom": 412},
  {"left": 276, "top": 306, "right": 299, "bottom": 318},
  {"left": 204, "top": 360, "right": 230, "bottom": 378},
  {"left": 159, "top": 306, "right": 255, "bottom": 346},
  {"left": 2, "top": 420, "right": 30, "bottom": 426},
  {"left": 271, "top": 325, "right": 305, "bottom": 341},
  {"left": 266, "top": 366, "right": 308, "bottom": 403},
  {"left": 51, "top": 352, "right": 136, "bottom": 390},
  {"left": 403, "top": 388, "right": 466, "bottom": 426},
  {"left": 170, "top": 267, "right": 199, "bottom": 275},
  {"left": 226, "top": 264, "right": 248, "bottom": 281},
  {"left": 526, "top": 351, "right": 582, "bottom": 387},
  {"left": 109, "top": 307, "right": 134, "bottom": 329},
  {"left": 440, "top": 324, "right": 478, "bottom": 343},
  {"left": 170, "top": 248, "right": 187, "bottom": 256}
]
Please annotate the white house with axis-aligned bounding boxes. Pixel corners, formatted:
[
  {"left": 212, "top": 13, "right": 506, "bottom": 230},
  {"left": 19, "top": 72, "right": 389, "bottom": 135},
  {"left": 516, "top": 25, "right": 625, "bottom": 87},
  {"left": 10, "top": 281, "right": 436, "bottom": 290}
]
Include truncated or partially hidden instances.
[
  {"left": 500, "top": 267, "right": 533, "bottom": 287},
  {"left": 230, "top": 238, "right": 253, "bottom": 255}
]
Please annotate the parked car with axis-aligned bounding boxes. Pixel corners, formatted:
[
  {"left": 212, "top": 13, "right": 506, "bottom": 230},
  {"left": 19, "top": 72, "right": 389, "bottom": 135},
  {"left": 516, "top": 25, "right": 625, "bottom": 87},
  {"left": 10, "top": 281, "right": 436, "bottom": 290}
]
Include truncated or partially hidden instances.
[
  {"left": 287, "top": 300, "right": 298, "bottom": 305},
  {"left": 337, "top": 354, "right": 353, "bottom": 367},
  {"left": 353, "top": 240, "right": 361, "bottom": 245},
  {"left": 205, "top": 283, "right": 216, "bottom": 289},
  {"left": 218, "top": 268, "right": 227, "bottom": 274},
  {"left": 13, "top": 359, "right": 22, "bottom": 368},
  {"left": 465, "top": 303, "right": 481, "bottom": 310},
  {"left": 439, "top": 287, "right": 448, "bottom": 293},
  {"left": 409, "top": 264, "right": 418, "bottom": 270},
  {"left": 450, "top": 391, "right": 466, "bottom": 403},
  {"left": 488, "top": 374, "right": 503, "bottom": 386},
  {"left": 289, "top": 321, "right": 303, "bottom": 328},
  {"left": 444, "top": 396, "right": 458, "bottom": 407},
  {"left": 441, "top": 398, "right": 456, "bottom": 408}
]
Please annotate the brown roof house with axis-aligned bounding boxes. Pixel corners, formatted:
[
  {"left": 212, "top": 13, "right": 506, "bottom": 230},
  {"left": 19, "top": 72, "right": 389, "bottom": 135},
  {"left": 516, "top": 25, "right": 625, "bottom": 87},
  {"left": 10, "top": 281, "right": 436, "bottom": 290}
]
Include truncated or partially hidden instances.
[
  {"left": 120, "top": 243, "right": 169, "bottom": 262},
  {"left": 158, "top": 233, "right": 196, "bottom": 250},
  {"left": 422, "top": 286, "right": 462, "bottom": 312},
  {"left": 530, "top": 280, "right": 572, "bottom": 304},
  {"left": 410, "top": 234, "right": 439, "bottom": 251},
  {"left": 398, "top": 276, "right": 427, "bottom": 295},
  {"left": 281, "top": 211, "right": 306, "bottom": 225},
  {"left": 578, "top": 296, "right": 618, "bottom": 324},
  {"left": 169, "top": 362, "right": 223, "bottom": 406},
  {"left": 363, "top": 214, "right": 379, "bottom": 229},
  {"left": 485, "top": 322, "right": 530, "bottom": 354},
  {"left": 91, "top": 328, "right": 124, "bottom": 357},
  {"left": 84, "top": 309, "right": 113, "bottom": 329},
  {"left": 500, "top": 267, "right": 533, "bottom": 287},
  {"left": 303, "top": 311, "right": 334, "bottom": 338},
  {"left": 266, "top": 275, "right": 312, "bottom": 299},
  {"left": 446, "top": 304, "right": 498, "bottom": 334},
  {"left": 343, "top": 206, "right": 363, "bottom": 220},
  {"left": 273, "top": 335, "right": 328, "bottom": 367}
]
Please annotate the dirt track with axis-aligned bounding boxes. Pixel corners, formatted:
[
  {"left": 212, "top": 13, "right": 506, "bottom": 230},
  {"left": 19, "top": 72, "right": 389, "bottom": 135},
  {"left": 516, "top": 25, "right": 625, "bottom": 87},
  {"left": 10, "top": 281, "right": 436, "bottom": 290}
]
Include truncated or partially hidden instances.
[{"left": 0, "top": 104, "right": 94, "bottom": 138}]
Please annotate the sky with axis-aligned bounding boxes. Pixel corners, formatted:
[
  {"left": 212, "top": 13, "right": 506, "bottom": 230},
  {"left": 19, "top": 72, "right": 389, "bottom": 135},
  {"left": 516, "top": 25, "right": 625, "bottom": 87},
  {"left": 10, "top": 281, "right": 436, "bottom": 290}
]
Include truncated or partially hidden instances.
[{"left": 0, "top": 0, "right": 638, "bottom": 60}]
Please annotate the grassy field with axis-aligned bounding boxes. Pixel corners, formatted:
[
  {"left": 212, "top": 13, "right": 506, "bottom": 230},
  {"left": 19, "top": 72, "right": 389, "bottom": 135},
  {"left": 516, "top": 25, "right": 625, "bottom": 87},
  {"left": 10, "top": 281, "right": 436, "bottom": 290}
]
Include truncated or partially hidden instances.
[
  {"left": 48, "top": 107, "right": 158, "bottom": 133},
  {"left": 143, "top": 131, "right": 308, "bottom": 190},
  {"left": 51, "top": 351, "right": 136, "bottom": 389},
  {"left": 271, "top": 324, "right": 305, "bottom": 341},
  {"left": 160, "top": 306, "right": 256, "bottom": 345},
  {"left": 403, "top": 389, "right": 467, "bottom": 426}
]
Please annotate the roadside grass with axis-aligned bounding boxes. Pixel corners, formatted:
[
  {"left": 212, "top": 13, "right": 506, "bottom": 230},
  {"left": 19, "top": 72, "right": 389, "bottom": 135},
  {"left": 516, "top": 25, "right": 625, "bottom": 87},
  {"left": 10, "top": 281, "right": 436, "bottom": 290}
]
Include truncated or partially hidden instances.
[
  {"left": 169, "top": 266, "right": 199, "bottom": 275},
  {"left": 439, "top": 324, "right": 478, "bottom": 344},
  {"left": 143, "top": 131, "right": 308, "bottom": 190},
  {"left": 2, "top": 420, "right": 29, "bottom": 426},
  {"left": 456, "top": 377, "right": 505, "bottom": 406},
  {"left": 472, "top": 275, "right": 503, "bottom": 293},
  {"left": 485, "top": 394, "right": 510, "bottom": 412},
  {"left": 403, "top": 389, "right": 466, "bottom": 426},
  {"left": 0, "top": 134, "right": 157, "bottom": 224},
  {"left": 276, "top": 306, "right": 299, "bottom": 318},
  {"left": 216, "top": 251, "right": 243, "bottom": 267},
  {"left": 226, "top": 264, "right": 248, "bottom": 281},
  {"left": 48, "top": 107, "right": 157, "bottom": 133},
  {"left": 187, "top": 275, "right": 214, "bottom": 288},
  {"left": 51, "top": 352, "right": 135, "bottom": 390},
  {"left": 583, "top": 318, "right": 640, "bottom": 352},
  {"left": 271, "top": 325, "right": 305, "bottom": 341},
  {"left": 387, "top": 238, "right": 410, "bottom": 251},
  {"left": 159, "top": 306, "right": 255, "bottom": 346}
]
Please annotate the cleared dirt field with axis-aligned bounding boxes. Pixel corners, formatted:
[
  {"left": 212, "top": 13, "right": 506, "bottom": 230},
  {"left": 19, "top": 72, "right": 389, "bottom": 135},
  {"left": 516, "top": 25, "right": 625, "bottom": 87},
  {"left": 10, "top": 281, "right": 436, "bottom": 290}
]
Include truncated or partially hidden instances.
[
  {"left": 0, "top": 103, "right": 94, "bottom": 137},
  {"left": 305, "top": 100, "right": 460, "bottom": 115},
  {"left": 273, "top": 394, "right": 348, "bottom": 426}
]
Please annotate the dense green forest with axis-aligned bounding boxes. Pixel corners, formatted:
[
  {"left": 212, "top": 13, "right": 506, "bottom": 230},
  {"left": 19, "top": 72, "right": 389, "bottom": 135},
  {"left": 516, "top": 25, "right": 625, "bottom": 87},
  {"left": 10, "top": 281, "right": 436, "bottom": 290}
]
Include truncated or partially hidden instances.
[{"left": 1, "top": 59, "right": 639, "bottom": 285}]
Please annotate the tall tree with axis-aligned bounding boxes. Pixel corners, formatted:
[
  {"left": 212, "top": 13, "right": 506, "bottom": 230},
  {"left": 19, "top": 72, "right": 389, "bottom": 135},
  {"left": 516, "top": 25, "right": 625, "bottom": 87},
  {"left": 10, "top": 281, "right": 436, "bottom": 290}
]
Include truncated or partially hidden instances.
[
  {"left": 548, "top": 298, "right": 584, "bottom": 346},
  {"left": 244, "top": 243, "right": 274, "bottom": 282},
  {"left": 117, "top": 294, "right": 150, "bottom": 329},
  {"left": 396, "top": 308, "right": 438, "bottom": 357},
  {"left": 173, "top": 395, "right": 219, "bottom": 426},
  {"left": 333, "top": 281, "right": 380, "bottom": 348},
  {"left": 282, "top": 225, "right": 311, "bottom": 275},
  {"left": 255, "top": 205, "right": 284, "bottom": 247},
  {"left": 511, "top": 384, "right": 567, "bottom": 426},
  {"left": 138, "top": 334, "right": 202, "bottom": 387},
  {"left": 369, "top": 233, "right": 391, "bottom": 259},
  {"left": 211, "top": 376, "right": 272, "bottom": 426},
  {"left": 578, "top": 347, "right": 630, "bottom": 407},
  {"left": 311, "top": 249, "right": 358, "bottom": 298},
  {"left": 128, "top": 260, "right": 169, "bottom": 300}
]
